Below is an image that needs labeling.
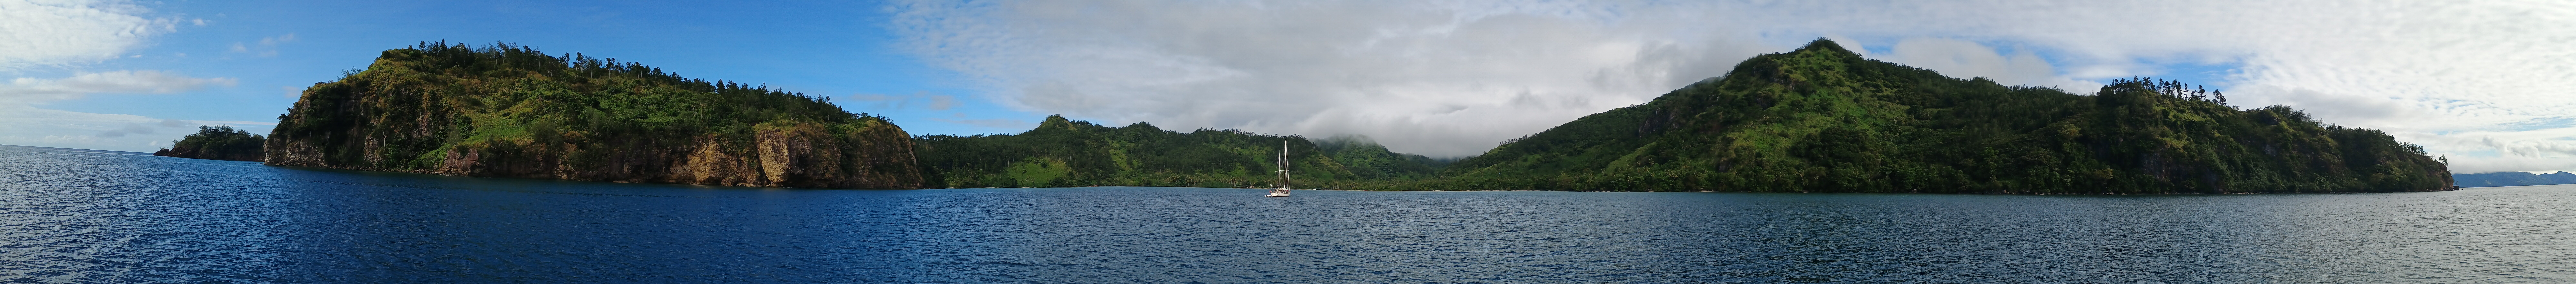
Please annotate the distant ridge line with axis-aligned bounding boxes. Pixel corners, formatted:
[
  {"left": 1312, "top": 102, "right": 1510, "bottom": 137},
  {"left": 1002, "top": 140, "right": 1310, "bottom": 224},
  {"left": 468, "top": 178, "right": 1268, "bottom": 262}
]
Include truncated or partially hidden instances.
[{"left": 2454, "top": 171, "right": 2576, "bottom": 188}]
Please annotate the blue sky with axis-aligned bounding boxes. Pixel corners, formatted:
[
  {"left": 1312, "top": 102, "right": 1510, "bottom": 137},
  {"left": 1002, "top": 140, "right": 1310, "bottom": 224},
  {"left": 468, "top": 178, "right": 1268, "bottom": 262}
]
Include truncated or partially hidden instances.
[
  {"left": 9, "top": 0, "right": 1042, "bottom": 151},
  {"left": 7, "top": 0, "right": 2575, "bottom": 173}
]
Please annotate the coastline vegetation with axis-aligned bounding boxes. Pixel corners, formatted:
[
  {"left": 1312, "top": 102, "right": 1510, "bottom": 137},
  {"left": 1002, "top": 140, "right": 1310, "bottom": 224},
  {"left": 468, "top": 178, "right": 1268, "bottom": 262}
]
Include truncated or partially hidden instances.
[
  {"left": 153, "top": 125, "right": 266, "bottom": 162},
  {"left": 915, "top": 39, "right": 2453, "bottom": 193},
  {"left": 913, "top": 115, "right": 1446, "bottom": 188},
  {"left": 255, "top": 40, "right": 2449, "bottom": 193},
  {"left": 266, "top": 42, "right": 927, "bottom": 188}
]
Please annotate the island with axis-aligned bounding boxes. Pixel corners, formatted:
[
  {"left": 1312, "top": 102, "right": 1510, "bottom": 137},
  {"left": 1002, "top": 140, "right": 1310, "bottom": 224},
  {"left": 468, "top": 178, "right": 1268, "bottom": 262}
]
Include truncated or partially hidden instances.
[
  {"left": 2452, "top": 171, "right": 2576, "bottom": 188},
  {"left": 913, "top": 115, "right": 1447, "bottom": 188},
  {"left": 915, "top": 39, "right": 2455, "bottom": 194},
  {"left": 153, "top": 125, "right": 266, "bottom": 162},
  {"left": 264, "top": 42, "right": 929, "bottom": 189},
  {"left": 1413, "top": 39, "right": 2453, "bottom": 193},
  {"left": 256, "top": 40, "right": 2451, "bottom": 193}
]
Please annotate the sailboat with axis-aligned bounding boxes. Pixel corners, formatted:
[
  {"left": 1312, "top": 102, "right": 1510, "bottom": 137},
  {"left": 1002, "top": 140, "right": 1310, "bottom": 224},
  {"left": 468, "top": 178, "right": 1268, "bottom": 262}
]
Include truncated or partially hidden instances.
[{"left": 1266, "top": 140, "right": 1292, "bottom": 197}]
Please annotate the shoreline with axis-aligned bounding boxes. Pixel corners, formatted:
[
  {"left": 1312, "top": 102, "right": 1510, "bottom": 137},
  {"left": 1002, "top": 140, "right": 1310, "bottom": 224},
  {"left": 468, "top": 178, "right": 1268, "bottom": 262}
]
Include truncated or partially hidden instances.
[{"left": 923, "top": 186, "right": 2464, "bottom": 195}]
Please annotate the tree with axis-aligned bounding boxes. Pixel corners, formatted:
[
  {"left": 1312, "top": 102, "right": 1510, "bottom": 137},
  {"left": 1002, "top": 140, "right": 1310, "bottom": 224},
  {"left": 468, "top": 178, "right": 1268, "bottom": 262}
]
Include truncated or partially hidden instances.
[{"left": 155, "top": 125, "right": 264, "bottom": 161}]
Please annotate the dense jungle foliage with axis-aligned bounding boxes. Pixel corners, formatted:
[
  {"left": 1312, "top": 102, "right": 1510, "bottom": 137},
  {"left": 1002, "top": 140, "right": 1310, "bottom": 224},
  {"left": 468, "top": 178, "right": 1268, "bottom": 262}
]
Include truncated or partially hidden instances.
[
  {"left": 1399, "top": 39, "right": 2452, "bottom": 193},
  {"left": 913, "top": 115, "right": 1446, "bottom": 188},
  {"left": 267, "top": 42, "right": 925, "bottom": 189},
  {"left": 265, "top": 41, "right": 2450, "bottom": 193},
  {"left": 153, "top": 125, "right": 265, "bottom": 161}
]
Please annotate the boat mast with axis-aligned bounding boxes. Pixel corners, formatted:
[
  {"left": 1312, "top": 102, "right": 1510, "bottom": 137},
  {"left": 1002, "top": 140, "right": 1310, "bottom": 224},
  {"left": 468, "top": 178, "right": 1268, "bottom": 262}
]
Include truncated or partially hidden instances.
[{"left": 1279, "top": 140, "right": 1290, "bottom": 190}]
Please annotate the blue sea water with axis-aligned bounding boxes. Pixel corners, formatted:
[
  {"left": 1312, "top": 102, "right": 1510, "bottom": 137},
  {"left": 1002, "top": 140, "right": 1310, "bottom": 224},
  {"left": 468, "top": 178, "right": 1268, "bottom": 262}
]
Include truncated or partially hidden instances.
[{"left": 2, "top": 144, "right": 2571, "bottom": 283}]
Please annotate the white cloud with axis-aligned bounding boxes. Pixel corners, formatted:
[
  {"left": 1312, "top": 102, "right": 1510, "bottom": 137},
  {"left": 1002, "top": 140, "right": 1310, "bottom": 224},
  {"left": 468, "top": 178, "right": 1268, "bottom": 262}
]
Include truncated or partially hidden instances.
[
  {"left": 891, "top": 0, "right": 2576, "bottom": 169},
  {"left": 846, "top": 92, "right": 959, "bottom": 111},
  {"left": 233, "top": 32, "right": 296, "bottom": 57},
  {"left": 0, "top": 70, "right": 236, "bottom": 102},
  {"left": 894, "top": 0, "right": 1775, "bottom": 156},
  {"left": 0, "top": 104, "right": 273, "bottom": 152},
  {"left": 0, "top": 0, "right": 170, "bottom": 69},
  {"left": 0, "top": 70, "right": 244, "bottom": 151},
  {"left": 0, "top": 0, "right": 256, "bottom": 152},
  {"left": 1850, "top": 38, "right": 2100, "bottom": 92},
  {"left": 2393, "top": 127, "right": 2576, "bottom": 174},
  {"left": 224, "top": 33, "right": 296, "bottom": 57},
  {"left": 256, "top": 33, "right": 294, "bottom": 45}
]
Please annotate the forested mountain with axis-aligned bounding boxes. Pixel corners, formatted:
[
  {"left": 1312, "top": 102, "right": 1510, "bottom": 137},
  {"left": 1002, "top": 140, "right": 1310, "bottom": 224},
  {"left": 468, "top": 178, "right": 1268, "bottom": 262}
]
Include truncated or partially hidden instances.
[
  {"left": 266, "top": 42, "right": 927, "bottom": 189},
  {"left": 912, "top": 115, "right": 1443, "bottom": 188},
  {"left": 1403, "top": 39, "right": 2453, "bottom": 193},
  {"left": 259, "top": 40, "right": 2450, "bottom": 193},
  {"left": 2453, "top": 171, "right": 2576, "bottom": 188},
  {"left": 154, "top": 125, "right": 264, "bottom": 162}
]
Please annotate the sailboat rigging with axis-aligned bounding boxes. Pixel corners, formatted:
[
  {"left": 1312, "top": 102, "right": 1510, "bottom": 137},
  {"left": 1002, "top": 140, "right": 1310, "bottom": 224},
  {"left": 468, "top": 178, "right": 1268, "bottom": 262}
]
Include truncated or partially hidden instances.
[{"left": 1266, "top": 140, "right": 1291, "bottom": 197}]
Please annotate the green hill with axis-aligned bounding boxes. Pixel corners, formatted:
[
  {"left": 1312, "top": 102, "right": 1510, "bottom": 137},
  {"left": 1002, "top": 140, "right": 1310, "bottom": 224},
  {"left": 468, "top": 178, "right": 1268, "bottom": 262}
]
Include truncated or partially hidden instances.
[
  {"left": 266, "top": 42, "right": 927, "bottom": 189},
  {"left": 913, "top": 115, "right": 1443, "bottom": 188},
  {"left": 1408, "top": 39, "right": 2453, "bottom": 193},
  {"left": 154, "top": 125, "right": 265, "bottom": 162}
]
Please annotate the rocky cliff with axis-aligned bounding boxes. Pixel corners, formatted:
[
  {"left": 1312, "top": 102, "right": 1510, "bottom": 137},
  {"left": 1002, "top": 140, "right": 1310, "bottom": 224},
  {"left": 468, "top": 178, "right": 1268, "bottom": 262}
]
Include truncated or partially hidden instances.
[{"left": 266, "top": 42, "right": 926, "bottom": 189}]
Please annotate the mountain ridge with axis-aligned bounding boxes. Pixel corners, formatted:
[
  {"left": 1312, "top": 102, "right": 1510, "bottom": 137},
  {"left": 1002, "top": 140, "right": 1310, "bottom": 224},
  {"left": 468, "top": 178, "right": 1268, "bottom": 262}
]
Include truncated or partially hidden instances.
[{"left": 1392, "top": 39, "right": 2453, "bottom": 193}]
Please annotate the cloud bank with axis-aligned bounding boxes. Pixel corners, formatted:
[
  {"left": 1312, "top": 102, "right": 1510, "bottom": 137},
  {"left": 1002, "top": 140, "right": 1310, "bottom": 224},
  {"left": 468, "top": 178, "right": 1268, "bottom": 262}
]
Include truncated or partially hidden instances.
[
  {"left": 0, "top": 70, "right": 243, "bottom": 152},
  {"left": 894, "top": 0, "right": 1777, "bottom": 156},
  {"left": 0, "top": 0, "right": 254, "bottom": 152},
  {"left": 895, "top": 0, "right": 2575, "bottom": 172},
  {"left": 0, "top": 104, "right": 272, "bottom": 152},
  {"left": 0, "top": 0, "right": 171, "bottom": 69},
  {"left": 0, "top": 70, "right": 236, "bottom": 102}
]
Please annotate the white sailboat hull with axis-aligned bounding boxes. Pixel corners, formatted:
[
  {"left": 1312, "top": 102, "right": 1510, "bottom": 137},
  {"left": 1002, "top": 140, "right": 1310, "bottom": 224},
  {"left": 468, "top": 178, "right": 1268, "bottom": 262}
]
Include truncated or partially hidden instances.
[{"left": 1265, "top": 188, "right": 1291, "bottom": 197}]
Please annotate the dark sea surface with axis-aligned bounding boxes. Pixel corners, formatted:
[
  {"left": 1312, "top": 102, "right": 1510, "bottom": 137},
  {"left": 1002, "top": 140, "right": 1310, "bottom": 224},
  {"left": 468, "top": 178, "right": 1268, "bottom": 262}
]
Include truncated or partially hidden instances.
[{"left": 2, "top": 144, "right": 2571, "bottom": 283}]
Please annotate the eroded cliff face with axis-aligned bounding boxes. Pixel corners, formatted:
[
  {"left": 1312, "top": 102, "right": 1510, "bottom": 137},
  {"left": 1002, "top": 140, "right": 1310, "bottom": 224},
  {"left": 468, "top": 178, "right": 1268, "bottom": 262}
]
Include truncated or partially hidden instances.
[
  {"left": 648, "top": 122, "right": 922, "bottom": 188},
  {"left": 265, "top": 43, "right": 926, "bottom": 189}
]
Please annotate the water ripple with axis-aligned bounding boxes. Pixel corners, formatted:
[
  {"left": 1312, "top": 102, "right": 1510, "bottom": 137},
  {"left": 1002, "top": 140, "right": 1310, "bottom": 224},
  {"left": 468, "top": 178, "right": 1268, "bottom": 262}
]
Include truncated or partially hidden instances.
[{"left": 1, "top": 145, "right": 2571, "bottom": 283}]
